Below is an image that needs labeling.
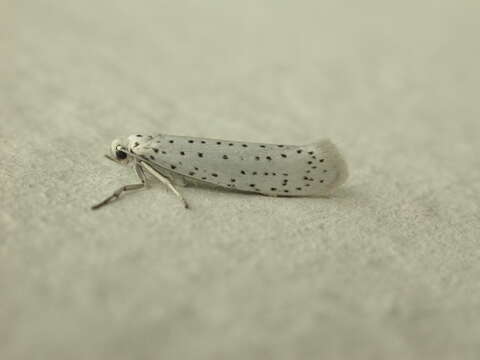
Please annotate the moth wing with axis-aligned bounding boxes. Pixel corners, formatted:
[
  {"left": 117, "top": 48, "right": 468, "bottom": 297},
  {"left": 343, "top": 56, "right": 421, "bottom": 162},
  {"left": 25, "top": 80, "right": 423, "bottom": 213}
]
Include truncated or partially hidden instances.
[
  {"left": 302, "top": 139, "right": 348, "bottom": 195},
  {"left": 128, "top": 135, "right": 347, "bottom": 196}
]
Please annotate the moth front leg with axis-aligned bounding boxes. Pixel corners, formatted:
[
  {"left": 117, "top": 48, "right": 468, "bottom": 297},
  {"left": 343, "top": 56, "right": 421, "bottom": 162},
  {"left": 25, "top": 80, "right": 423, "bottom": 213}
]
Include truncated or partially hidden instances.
[
  {"left": 91, "top": 163, "right": 147, "bottom": 210},
  {"left": 91, "top": 183, "right": 145, "bottom": 210}
]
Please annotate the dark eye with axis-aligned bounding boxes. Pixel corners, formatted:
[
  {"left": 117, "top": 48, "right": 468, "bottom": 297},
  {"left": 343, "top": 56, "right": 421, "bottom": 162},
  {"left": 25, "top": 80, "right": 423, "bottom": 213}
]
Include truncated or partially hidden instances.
[{"left": 115, "top": 150, "right": 127, "bottom": 160}]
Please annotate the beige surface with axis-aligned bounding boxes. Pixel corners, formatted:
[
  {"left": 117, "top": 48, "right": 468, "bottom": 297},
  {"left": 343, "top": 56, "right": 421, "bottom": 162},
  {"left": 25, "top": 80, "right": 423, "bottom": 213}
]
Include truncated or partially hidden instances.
[{"left": 2, "top": 1, "right": 480, "bottom": 359}]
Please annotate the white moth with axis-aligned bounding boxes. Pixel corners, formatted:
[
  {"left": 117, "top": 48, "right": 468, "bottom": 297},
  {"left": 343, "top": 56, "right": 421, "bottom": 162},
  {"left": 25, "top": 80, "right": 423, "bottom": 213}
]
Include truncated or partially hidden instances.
[{"left": 92, "top": 134, "right": 348, "bottom": 210}]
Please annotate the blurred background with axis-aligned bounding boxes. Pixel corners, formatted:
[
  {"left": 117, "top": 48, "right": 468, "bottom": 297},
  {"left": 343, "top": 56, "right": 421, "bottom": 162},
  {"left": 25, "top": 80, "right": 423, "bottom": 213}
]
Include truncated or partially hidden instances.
[{"left": 2, "top": 1, "right": 480, "bottom": 359}]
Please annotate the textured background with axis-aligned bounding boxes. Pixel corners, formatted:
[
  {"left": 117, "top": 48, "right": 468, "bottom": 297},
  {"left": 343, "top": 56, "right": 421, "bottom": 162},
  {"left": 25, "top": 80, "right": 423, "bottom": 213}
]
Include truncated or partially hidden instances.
[{"left": 2, "top": 1, "right": 480, "bottom": 359}]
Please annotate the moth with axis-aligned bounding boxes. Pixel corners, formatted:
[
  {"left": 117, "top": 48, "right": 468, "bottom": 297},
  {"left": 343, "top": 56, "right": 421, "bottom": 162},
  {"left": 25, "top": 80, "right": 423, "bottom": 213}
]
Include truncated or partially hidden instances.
[{"left": 91, "top": 134, "right": 348, "bottom": 210}]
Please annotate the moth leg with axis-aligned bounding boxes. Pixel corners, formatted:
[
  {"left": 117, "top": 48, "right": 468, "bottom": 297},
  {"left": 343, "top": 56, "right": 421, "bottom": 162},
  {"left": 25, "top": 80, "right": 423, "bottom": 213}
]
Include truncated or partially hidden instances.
[
  {"left": 134, "top": 162, "right": 148, "bottom": 185},
  {"left": 91, "top": 183, "right": 145, "bottom": 210},
  {"left": 140, "top": 161, "right": 190, "bottom": 209},
  {"left": 91, "top": 163, "right": 147, "bottom": 210}
]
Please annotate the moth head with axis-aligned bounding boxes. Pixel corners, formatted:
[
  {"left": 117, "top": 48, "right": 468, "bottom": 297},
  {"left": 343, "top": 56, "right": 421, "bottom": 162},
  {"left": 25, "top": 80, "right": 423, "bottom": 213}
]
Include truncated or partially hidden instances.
[{"left": 108, "top": 138, "right": 131, "bottom": 164}]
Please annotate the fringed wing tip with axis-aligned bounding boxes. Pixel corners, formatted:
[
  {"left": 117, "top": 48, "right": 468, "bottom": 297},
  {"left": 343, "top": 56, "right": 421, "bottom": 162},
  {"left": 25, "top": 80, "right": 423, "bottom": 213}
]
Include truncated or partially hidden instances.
[{"left": 314, "top": 139, "right": 349, "bottom": 192}]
